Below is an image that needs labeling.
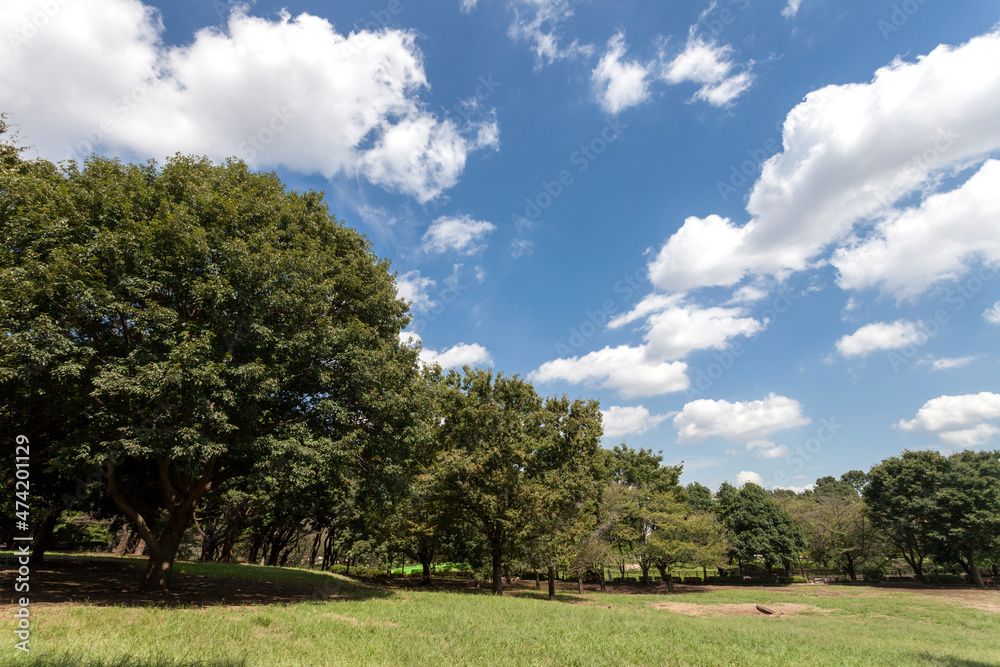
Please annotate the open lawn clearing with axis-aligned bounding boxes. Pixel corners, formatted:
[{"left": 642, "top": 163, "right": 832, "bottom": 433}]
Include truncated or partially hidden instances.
[{"left": 3, "top": 557, "right": 998, "bottom": 666}]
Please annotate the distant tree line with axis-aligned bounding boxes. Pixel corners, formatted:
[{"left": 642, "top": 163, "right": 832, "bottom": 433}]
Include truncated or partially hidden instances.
[{"left": 2, "top": 128, "right": 998, "bottom": 593}]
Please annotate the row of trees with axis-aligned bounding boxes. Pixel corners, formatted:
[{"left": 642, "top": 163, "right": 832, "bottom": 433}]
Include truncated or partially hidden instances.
[{"left": 3, "top": 129, "right": 998, "bottom": 593}]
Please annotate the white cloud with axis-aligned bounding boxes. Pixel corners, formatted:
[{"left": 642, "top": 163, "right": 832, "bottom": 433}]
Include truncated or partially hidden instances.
[
  {"left": 591, "top": 31, "right": 652, "bottom": 114},
  {"left": 836, "top": 320, "right": 926, "bottom": 358},
  {"left": 601, "top": 406, "right": 670, "bottom": 439},
  {"left": 510, "top": 239, "right": 534, "bottom": 258},
  {"left": 897, "top": 392, "right": 1000, "bottom": 447},
  {"left": 674, "top": 393, "right": 811, "bottom": 457},
  {"left": 422, "top": 215, "right": 496, "bottom": 255},
  {"left": 648, "top": 29, "right": 1000, "bottom": 293},
  {"left": 610, "top": 294, "right": 764, "bottom": 360},
  {"left": 782, "top": 0, "right": 804, "bottom": 19},
  {"left": 506, "top": 0, "right": 594, "bottom": 67},
  {"left": 660, "top": 31, "right": 754, "bottom": 107},
  {"left": 735, "top": 470, "right": 764, "bottom": 487},
  {"left": 833, "top": 160, "right": 1000, "bottom": 299},
  {"left": 396, "top": 270, "right": 436, "bottom": 312},
  {"left": 528, "top": 345, "right": 689, "bottom": 399},
  {"left": 929, "top": 356, "right": 977, "bottom": 371},
  {"left": 984, "top": 301, "right": 1000, "bottom": 324},
  {"left": 421, "top": 342, "right": 493, "bottom": 368},
  {"left": 401, "top": 331, "right": 493, "bottom": 368},
  {"left": 774, "top": 483, "right": 817, "bottom": 494},
  {"left": 460, "top": 0, "right": 479, "bottom": 13},
  {"left": 0, "top": 1, "right": 495, "bottom": 203}
]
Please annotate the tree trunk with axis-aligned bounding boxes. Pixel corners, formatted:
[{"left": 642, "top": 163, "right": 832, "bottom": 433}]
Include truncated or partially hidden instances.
[
  {"left": 547, "top": 565, "right": 556, "bottom": 600},
  {"left": 308, "top": 531, "right": 322, "bottom": 569},
  {"left": 845, "top": 553, "right": 857, "bottom": 581},
  {"left": 113, "top": 526, "right": 134, "bottom": 558},
  {"left": 599, "top": 568, "right": 606, "bottom": 592},
  {"left": 535, "top": 570, "right": 540, "bottom": 589},
  {"left": 29, "top": 506, "right": 62, "bottom": 567},
  {"left": 577, "top": 576, "right": 583, "bottom": 595},
  {"left": 139, "top": 524, "right": 186, "bottom": 591},
  {"left": 421, "top": 559, "right": 432, "bottom": 585},
  {"left": 967, "top": 547, "right": 986, "bottom": 588},
  {"left": 504, "top": 564, "right": 512, "bottom": 586},
  {"left": 105, "top": 457, "right": 214, "bottom": 592},
  {"left": 491, "top": 545, "right": 503, "bottom": 596},
  {"left": 133, "top": 539, "right": 147, "bottom": 556}
]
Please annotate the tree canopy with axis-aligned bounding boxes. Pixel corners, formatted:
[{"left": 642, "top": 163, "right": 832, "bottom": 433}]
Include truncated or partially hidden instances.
[{"left": 1, "top": 152, "right": 421, "bottom": 589}]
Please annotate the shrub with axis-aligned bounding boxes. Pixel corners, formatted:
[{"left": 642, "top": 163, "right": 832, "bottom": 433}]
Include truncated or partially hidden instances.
[
  {"left": 862, "top": 566, "right": 885, "bottom": 584},
  {"left": 923, "top": 574, "right": 966, "bottom": 585}
]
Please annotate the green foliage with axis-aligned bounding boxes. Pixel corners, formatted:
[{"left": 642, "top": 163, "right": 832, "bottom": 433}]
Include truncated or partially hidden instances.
[
  {"left": 429, "top": 368, "right": 606, "bottom": 594},
  {"left": 723, "top": 483, "right": 806, "bottom": 572},
  {"left": 1, "top": 152, "right": 419, "bottom": 587},
  {"left": 864, "top": 449, "right": 1000, "bottom": 585}
]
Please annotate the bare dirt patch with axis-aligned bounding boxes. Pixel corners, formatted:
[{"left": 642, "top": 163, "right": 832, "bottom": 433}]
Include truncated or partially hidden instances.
[
  {"left": 652, "top": 601, "right": 836, "bottom": 617},
  {"left": 324, "top": 613, "right": 400, "bottom": 628}
]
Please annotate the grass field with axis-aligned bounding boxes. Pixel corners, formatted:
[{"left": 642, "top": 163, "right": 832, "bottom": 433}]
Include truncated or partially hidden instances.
[{"left": 3, "top": 556, "right": 999, "bottom": 667}]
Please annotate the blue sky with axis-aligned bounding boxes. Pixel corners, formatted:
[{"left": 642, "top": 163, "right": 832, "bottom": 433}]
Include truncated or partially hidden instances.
[{"left": 3, "top": 0, "right": 1000, "bottom": 491}]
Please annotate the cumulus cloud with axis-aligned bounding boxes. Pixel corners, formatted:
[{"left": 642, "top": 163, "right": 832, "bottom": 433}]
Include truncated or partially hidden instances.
[
  {"left": 984, "top": 301, "right": 1000, "bottom": 324},
  {"left": 591, "top": 31, "right": 652, "bottom": 114},
  {"left": 420, "top": 343, "right": 493, "bottom": 368},
  {"left": 928, "top": 356, "right": 977, "bottom": 371},
  {"left": 897, "top": 392, "right": 1000, "bottom": 448},
  {"left": 674, "top": 393, "right": 811, "bottom": 458},
  {"left": 835, "top": 320, "right": 927, "bottom": 358},
  {"left": 422, "top": 215, "right": 496, "bottom": 255},
  {"left": 833, "top": 160, "right": 1000, "bottom": 299},
  {"left": 0, "top": 0, "right": 496, "bottom": 202},
  {"left": 396, "top": 270, "right": 437, "bottom": 313},
  {"left": 601, "top": 405, "right": 671, "bottom": 439},
  {"left": 660, "top": 30, "right": 754, "bottom": 106},
  {"left": 735, "top": 470, "right": 764, "bottom": 487},
  {"left": 648, "top": 29, "right": 1000, "bottom": 293},
  {"left": 401, "top": 331, "right": 493, "bottom": 368},
  {"left": 528, "top": 345, "right": 689, "bottom": 399},
  {"left": 610, "top": 294, "right": 764, "bottom": 360}
]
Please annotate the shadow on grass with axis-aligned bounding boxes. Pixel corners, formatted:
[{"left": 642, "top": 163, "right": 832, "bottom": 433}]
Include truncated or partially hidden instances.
[
  {"left": 2, "top": 556, "right": 391, "bottom": 608},
  {"left": 9, "top": 655, "right": 248, "bottom": 667},
  {"left": 912, "top": 653, "right": 1000, "bottom": 666}
]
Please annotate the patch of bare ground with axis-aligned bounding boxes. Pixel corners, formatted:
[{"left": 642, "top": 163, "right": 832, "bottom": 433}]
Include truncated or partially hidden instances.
[
  {"left": 651, "top": 601, "right": 836, "bottom": 617},
  {"left": 323, "top": 613, "right": 400, "bottom": 628}
]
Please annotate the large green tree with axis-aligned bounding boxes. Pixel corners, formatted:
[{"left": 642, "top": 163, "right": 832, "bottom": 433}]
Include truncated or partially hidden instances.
[
  {"left": 864, "top": 450, "right": 1000, "bottom": 587},
  {"left": 431, "top": 368, "right": 604, "bottom": 595},
  {"left": 723, "top": 482, "right": 806, "bottom": 576},
  {"left": 1, "top": 153, "right": 420, "bottom": 590}
]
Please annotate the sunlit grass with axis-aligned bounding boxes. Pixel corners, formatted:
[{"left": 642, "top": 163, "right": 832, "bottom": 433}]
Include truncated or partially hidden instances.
[{"left": 5, "top": 558, "right": 999, "bottom": 667}]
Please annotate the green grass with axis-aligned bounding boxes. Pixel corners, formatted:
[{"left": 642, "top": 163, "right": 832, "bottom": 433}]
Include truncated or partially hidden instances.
[{"left": 5, "top": 559, "right": 999, "bottom": 667}]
